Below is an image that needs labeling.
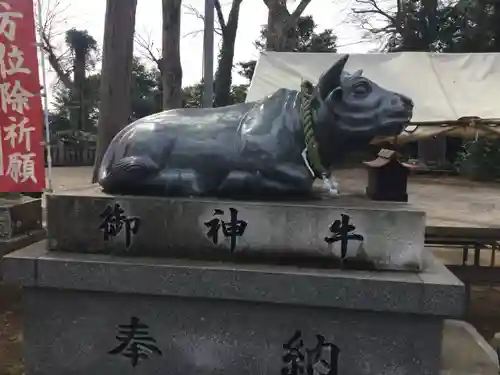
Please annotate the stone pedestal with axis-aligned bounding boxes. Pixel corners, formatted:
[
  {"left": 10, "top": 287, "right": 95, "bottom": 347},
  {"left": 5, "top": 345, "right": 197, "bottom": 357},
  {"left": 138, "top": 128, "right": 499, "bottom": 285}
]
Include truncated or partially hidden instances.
[
  {"left": 1, "top": 241, "right": 464, "bottom": 375},
  {"left": 0, "top": 197, "right": 45, "bottom": 257},
  {"left": 442, "top": 320, "right": 499, "bottom": 375},
  {"left": 1, "top": 189, "right": 471, "bottom": 375},
  {"left": 46, "top": 187, "right": 426, "bottom": 271}
]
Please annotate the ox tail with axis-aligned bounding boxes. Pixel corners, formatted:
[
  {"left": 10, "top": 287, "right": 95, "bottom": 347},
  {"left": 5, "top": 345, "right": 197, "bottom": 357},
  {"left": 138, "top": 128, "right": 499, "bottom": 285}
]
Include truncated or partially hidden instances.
[{"left": 99, "top": 155, "right": 161, "bottom": 194}]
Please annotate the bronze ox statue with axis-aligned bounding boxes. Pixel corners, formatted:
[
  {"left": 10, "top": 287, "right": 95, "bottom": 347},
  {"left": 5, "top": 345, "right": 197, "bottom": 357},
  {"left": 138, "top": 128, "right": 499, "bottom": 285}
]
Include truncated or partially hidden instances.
[{"left": 97, "top": 55, "right": 414, "bottom": 198}]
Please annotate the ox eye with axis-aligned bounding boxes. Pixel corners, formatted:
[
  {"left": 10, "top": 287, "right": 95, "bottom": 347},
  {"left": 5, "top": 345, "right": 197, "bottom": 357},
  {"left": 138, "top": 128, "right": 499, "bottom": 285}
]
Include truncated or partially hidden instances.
[{"left": 353, "top": 81, "right": 371, "bottom": 96}]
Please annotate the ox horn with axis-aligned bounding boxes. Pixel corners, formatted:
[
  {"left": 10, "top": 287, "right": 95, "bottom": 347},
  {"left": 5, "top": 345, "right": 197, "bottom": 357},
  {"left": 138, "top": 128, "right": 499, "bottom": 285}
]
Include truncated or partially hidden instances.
[{"left": 317, "top": 54, "right": 349, "bottom": 100}]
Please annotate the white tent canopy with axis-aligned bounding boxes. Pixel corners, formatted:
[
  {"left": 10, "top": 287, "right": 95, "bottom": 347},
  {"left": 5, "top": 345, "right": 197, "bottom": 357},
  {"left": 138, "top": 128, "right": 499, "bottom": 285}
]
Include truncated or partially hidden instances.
[{"left": 247, "top": 52, "right": 500, "bottom": 125}]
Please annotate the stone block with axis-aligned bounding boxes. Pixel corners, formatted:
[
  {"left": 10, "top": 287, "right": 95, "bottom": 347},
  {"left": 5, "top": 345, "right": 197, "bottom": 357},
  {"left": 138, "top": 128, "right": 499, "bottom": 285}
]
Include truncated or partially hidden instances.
[
  {"left": 418, "top": 254, "right": 465, "bottom": 316},
  {"left": 0, "top": 228, "right": 46, "bottom": 258},
  {"left": 46, "top": 187, "right": 426, "bottom": 271},
  {"left": 442, "top": 320, "right": 499, "bottom": 375},
  {"left": 0, "top": 241, "right": 44, "bottom": 285},
  {"left": 22, "top": 288, "right": 442, "bottom": 375},
  {"left": 1, "top": 243, "right": 465, "bottom": 375},
  {"left": 0, "top": 196, "right": 43, "bottom": 239}
]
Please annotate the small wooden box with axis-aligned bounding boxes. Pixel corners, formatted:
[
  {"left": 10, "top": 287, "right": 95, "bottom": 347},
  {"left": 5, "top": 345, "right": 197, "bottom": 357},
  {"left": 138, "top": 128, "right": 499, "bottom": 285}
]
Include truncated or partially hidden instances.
[{"left": 364, "top": 149, "right": 411, "bottom": 202}]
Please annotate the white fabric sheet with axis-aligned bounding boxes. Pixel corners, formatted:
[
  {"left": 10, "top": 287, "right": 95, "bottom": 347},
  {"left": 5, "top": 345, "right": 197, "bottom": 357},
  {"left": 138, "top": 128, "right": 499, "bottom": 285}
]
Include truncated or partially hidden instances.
[{"left": 246, "top": 52, "right": 500, "bottom": 124}]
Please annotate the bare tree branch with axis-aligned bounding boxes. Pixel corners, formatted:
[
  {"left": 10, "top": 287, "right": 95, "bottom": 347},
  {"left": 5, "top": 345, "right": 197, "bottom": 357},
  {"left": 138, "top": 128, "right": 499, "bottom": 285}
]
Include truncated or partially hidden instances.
[
  {"left": 181, "top": 29, "right": 204, "bottom": 38},
  {"left": 290, "top": 0, "right": 313, "bottom": 19},
  {"left": 37, "top": 0, "right": 73, "bottom": 89},
  {"left": 214, "top": 0, "right": 227, "bottom": 31},
  {"left": 135, "top": 31, "right": 162, "bottom": 72},
  {"left": 348, "top": 0, "right": 405, "bottom": 46},
  {"left": 39, "top": 0, "right": 70, "bottom": 38},
  {"left": 182, "top": 3, "right": 223, "bottom": 37},
  {"left": 182, "top": 3, "right": 204, "bottom": 19},
  {"left": 352, "top": 0, "right": 396, "bottom": 24},
  {"left": 224, "top": 0, "right": 244, "bottom": 30},
  {"left": 261, "top": 0, "right": 313, "bottom": 22}
]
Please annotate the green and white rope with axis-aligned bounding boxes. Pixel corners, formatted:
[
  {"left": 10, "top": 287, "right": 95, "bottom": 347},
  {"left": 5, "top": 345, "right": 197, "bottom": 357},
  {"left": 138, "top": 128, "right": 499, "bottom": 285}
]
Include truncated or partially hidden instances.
[{"left": 299, "top": 80, "right": 339, "bottom": 195}]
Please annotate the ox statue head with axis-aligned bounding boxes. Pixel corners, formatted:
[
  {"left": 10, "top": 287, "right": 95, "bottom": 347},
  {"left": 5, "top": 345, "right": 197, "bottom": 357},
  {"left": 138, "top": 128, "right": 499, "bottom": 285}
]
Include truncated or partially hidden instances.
[{"left": 311, "top": 55, "right": 413, "bottom": 165}]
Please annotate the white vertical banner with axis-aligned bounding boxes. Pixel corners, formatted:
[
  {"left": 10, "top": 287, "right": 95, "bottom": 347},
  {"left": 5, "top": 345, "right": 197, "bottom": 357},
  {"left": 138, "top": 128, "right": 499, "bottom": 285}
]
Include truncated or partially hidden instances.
[{"left": 36, "top": 0, "right": 52, "bottom": 191}]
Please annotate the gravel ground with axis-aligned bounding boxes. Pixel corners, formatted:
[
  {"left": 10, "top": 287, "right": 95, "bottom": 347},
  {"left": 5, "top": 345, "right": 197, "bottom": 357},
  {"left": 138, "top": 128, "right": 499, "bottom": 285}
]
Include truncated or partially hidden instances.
[{"left": 45, "top": 166, "right": 500, "bottom": 227}]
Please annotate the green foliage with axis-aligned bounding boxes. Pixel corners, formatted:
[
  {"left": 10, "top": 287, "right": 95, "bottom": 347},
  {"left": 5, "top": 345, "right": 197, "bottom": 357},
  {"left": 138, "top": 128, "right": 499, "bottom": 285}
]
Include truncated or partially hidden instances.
[
  {"left": 182, "top": 81, "right": 203, "bottom": 108},
  {"left": 455, "top": 138, "right": 500, "bottom": 181},
  {"left": 182, "top": 81, "right": 249, "bottom": 108},
  {"left": 230, "top": 84, "right": 249, "bottom": 104},
  {"left": 52, "top": 73, "right": 101, "bottom": 130},
  {"left": 50, "top": 51, "right": 248, "bottom": 134},
  {"left": 354, "top": 0, "right": 500, "bottom": 174},
  {"left": 358, "top": 0, "right": 500, "bottom": 53},
  {"left": 54, "top": 13, "right": 334, "bottom": 132},
  {"left": 436, "top": 0, "right": 500, "bottom": 53},
  {"left": 129, "top": 58, "right": 162, "bottom": 120},
  {"left": 64, "top": 28, "right": 99, "bottom": 70},
  {"left": 49, "top": 59, "right": 163, "bottom": 135},
  {"left": 49, "top": 28, "right": 101, "bottom": 132},
  {"left": 254, "top": 15, "right": 338, "bottom": 53},
  {"left": 47, "top": 113, "right": 71, "bottom": 133},
  {"left": 49, "top": 130, "right": 97, "bottom": 146},
  {"left": 237, "top": 60, "right": 256, "bottom": 83},
  {"left": 237, "top": 15, "right": 338, "bottom": 83}
]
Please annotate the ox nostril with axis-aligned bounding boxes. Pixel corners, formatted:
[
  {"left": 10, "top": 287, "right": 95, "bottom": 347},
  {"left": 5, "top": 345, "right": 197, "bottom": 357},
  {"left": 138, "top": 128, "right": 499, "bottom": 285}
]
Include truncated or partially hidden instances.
[
  {"left": 400, "top": 94, "right": 413, "bottom": 107},
  {"left": 391, "top": 94, "right": 412, "bottom": 108}
]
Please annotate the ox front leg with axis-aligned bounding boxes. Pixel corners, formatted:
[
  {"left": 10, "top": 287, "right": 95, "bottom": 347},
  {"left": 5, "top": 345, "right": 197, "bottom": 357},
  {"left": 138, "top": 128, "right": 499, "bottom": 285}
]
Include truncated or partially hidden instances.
[
  {"left": 218, "top": 170, "right": 266, "bottom": 196},
  {"left": 218, "top": 166, "right": 313, "bottom": 197},
  {"left": 156, "top": 168, "right": 205, "bottom": 196}
]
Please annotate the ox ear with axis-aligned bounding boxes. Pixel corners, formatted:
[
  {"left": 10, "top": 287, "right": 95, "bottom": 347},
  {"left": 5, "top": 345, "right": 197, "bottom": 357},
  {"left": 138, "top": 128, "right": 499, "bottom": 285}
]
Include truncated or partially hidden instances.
[
  {"left": 352, "top": 69, "right": 363, "bottom": 77},
  {"left": 317, "top": 55, "right": 349, "bottom": 100}
]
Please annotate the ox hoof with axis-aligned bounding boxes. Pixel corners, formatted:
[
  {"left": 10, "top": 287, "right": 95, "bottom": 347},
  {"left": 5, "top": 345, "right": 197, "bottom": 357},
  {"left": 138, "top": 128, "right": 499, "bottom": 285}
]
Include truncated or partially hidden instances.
[{"left": 322, "top": 177, "right": 340, "bottom": 197}]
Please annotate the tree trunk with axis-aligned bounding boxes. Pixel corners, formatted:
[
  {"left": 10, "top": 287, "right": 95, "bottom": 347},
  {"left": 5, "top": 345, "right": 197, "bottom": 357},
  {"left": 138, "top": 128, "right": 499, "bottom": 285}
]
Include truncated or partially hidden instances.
[
  {"left": 72, "top": 49, "right": 86, "bottom": 130},
  {"left": 494, "top": 2, "right": 500, "bottom": 51},
  {"left": 263, "top": 0, "right": 312, "bottom": 52},
  {"left": 214, "top": 46, "right": 235, "bottom": 107},
  {"left": 214, "top": 0, "right": 243, "bottom": 107},
  {"left": 265, "top": 0, "right": 291, "bottom": 51},
  {"left": 421, "top": 0, "right": 438, "bottom": 50},
  {"left": 43, "top": 38, "right": 73, "bottom": 90},
  {"left": 161, "top": 0, "right": 183, "bottom": 110},
  {"left": 91, "top": 0, "right": 138, "bottom": 183}
]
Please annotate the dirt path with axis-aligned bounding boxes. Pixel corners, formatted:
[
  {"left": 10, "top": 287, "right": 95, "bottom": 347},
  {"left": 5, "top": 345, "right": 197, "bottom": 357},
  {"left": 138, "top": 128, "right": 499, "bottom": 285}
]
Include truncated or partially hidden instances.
[{"left": 0, "top": 285, "right": 22, "bottom": 375}]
